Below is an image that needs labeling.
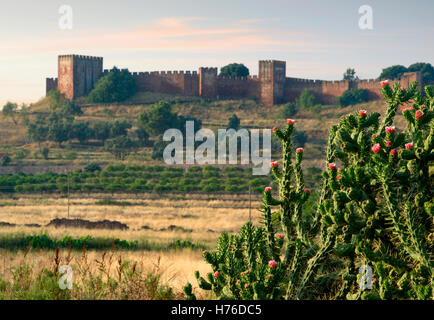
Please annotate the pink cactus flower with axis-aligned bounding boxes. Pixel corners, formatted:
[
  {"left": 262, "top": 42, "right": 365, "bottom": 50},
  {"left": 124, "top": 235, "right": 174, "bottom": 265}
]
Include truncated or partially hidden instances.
[
  {"left": 385, "top": 126, "right": 395, "bottom": 134},
  {"left": 329, "top": 163, "right": 336, "bottom": 170},
  {"left": 390, "top": 149, "right": 397, "bottom": 156},
  {"left": 268, "top": 260, "right": 278, "bottom": 269},
  {"left": 214, "top": 271, "right": 220, "bottom": 278},
  {"left": 275, "top": 234, "right": 285, "bottom": 240},
  {"left": 304, "top": 188, "right": 311, "bottom": 194},
  {"left": 244, "top": 283, "right": 250, "bottom": 289},
  {"left": 405, "top": 142, "right": 414, "bottom": 150},
  {"left": 381, "top": 80, "right": 389, "bottom": 87},
  {"left": 270, "top": 161, "right": 278, "bottom": 168},
  {"left": 359, "top": 110, "right": 368, "bottom": 117},
  {"left": 286, "top": 119, "right": 295, "bottom": 125},
  {"left": 386, "top": 141, "right": 392, "bottom": 147},
  {"left": 337, "top": 168, "right": 343, "bottom": 172},
  {"left": 415, "top": 110, "right": 424, "bottom": 119},
  {"left": 296, "top": 148, "right": 304, "bottom": 153},
  {"left": 371, "top": 134, "right": 376, "bottom": 139},
  {"left": 264, "top": 187, "right": 272, "bottom": 192},
  {"left": 272, "top": 127, "right": 277, "bottom": 133},
  {"left": 371, "top": 143, "right": 381, "bottom": 153},
  {"left": 336, "top": 175, "right": 342, "bottom": 181}
]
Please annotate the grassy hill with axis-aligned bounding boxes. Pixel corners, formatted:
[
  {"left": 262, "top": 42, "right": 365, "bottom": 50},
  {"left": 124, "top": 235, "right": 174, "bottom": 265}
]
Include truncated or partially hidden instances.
[{"left": 0, "top": 92, "right": 407, "bottom": 171}]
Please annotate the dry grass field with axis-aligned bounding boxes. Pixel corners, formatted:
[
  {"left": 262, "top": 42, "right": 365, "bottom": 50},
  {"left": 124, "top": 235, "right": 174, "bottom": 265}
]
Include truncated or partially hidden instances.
[{"left": 0, "top": 192, "right": 263, "bottom": 296}]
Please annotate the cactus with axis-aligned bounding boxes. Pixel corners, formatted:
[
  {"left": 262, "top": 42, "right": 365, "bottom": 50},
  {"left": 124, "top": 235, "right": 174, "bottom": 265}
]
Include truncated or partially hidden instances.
[{"left": 188, "top": 81, "right": 433, "bottom": 300}]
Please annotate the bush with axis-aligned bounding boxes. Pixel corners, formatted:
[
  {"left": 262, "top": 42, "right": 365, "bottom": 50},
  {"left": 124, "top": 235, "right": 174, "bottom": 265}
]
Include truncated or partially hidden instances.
[
  {"left": 337, "top": 88, "right": 369, "bottom": 107},
  {"left": 296, "top": 89, "right": 319, "bottom": 110},
  {"left": 65, "top": 152, "right": 77, "bottom": 160},
  {"left": 1, "top": 155, "right": 11, "bottom": 166},
  {"left": 280, "top": 103, "right": 298, "bottom": 118},
  {"left": 88, "top": 67, "right": 137, "bottom": 103},
  {"left": 219, "top": 63, "right": 249, "bottom": 77},
  {"left": 40, "top": 147, "right": 49, "bottom": 160}
]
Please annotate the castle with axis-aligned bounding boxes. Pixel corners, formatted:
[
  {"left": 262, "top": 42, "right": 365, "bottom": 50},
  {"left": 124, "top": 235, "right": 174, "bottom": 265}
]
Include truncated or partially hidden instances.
[{"left": 46, "top": 55, "right": 422, "bottom": 105}]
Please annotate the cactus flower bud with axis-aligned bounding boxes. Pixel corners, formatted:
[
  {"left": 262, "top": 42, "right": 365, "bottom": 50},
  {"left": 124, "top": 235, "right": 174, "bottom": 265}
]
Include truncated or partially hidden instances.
[
  {"left": 415, "top": 110, "right": 424, "bottom": 119},
  {"left": 385, "top": 126, "right": 395, "bottom": 134},
  {"left": 214, "top": 271, "right": 220, "bottom": 278},
  {"left": 386, "top": 141, "right": 392, "bottom": 147},
  {"left": 372, "top": 278, "right": 377, "bottom": 284},
  {"left": 270, "top": 161, "right": 278, "bottom": 168},
  {"left": 390, "top": 149, "right": 397, "bottom": 156},
  {"left": 296, "top": 148, "right": 303, "bottom": 153},
  {"left": 381, "top": 80, "right": 389, "bottom": 87},
  {"left": 329, "top": 163, "right": 336, "bottom": 170},
  {"left": 371, "top": 134, "right": 376, "bottom": 139},
  {"left": 337, "top": 168, "right": 343, "bottom": 172},
  {"left": 266, "top": 274, "right": 274, "bottom": 280},
  {"left": 272, "top": 127, "right": 277, "bottom": 133},
  {"left": 286, "top": 119, "right": 295, "bottom": 125},
  {"left": 359, "top": 110, "right": 367, "bottom": 117},
  {"left": 265, "top": 187, "right": 271, "bottom": 192},
  {"left": 244, "top": 283, "right": 250, "bottom": 289},
  {"left": 405, "top": 142, "right": 414, "bottom": 150},
  {"left": 268, "top": 260, "right": 277, "bottom": 269},
  {"left": 275, "top": 234, "right": 285, "bottom": 239},
  {"left": 236, "top": 280, "right": 240, "bottom": 285},
  {"left": 371, "top": 143, "right": 381, "bottom": 153},
  {"left": 304, "top": 188, "right": 311, "bottom": 194},
  {"left": 402, "top": 107, "right": 414, "bottom": 114},
  {"left": 336, "top": 175, "right": 342, "bottom": 181}
]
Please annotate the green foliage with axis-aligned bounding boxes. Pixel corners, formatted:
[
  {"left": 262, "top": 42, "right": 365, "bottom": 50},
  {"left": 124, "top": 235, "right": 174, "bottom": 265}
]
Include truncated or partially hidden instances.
[
  {"left": 104, "top": 136, "right": 138, "bottom": 160},
  {"left": 138, "top": 101, "right": 181, "bottom": 135},
  {"left": 337, "top": 88, "right": 369, "bottom": 107},
  {"left": 296, "top": 89, "right": 318, "bottom": 110},
  {"left": 227, "top": 114, "right": 240, "bottom": 130},
  {"left": 88, "top": 67, "right": 137, "bottom": 103},
  {"left": 2, "top": 102, "right": 18, "bottom": 124},
  {"left": 379, "top": 65, "right": 408, "bottom": 80},
  {"left": 40, "top": 147, "right": 49, "bottom": 160},
  {"left": 191, "top": 80, "right": 433, "bottom": 300},
  {"left": 343, "top": 68, "right": 358, "bottom": 81},
  {"left": 219, "top": 63, "right": 249, "bottom": 78},
  {"left": 280, "top": 103, "right": 298, "bottom": 118},
  {"left": 1, "top": 154, "right": 11, "bottom": 166}
]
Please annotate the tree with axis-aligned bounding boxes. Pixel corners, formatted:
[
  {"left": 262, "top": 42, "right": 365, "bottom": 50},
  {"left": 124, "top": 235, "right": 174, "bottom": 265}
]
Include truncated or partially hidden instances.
[
  {"left": 108, "top": 119, "right": 132, "bottom": 138},
  {"left": 26, "top": 115, "right": 48, "bottom": 148},
  {"left": 138, "top": 101, "right": 180, "bottom": 135},
  {"left": 104, "top": 136, "right": 138, "bottom": 160},
  {"left": 47, "top": 115, "right": 71, "bottom": 147},
  {"left": 0, "top": 154, "right": 11, "bottom": 166},
  {"left": 2, "top": 102, "right": 18, "bottom": 125},
  {"left": 219, "top": 63, "right": 250, "bottom": 77},
  {"left": 280, "top": 102, "right": 298, "bottom": 118},
  {"left": 152, "top": 135, "right": 168, "bottom": 160},
  {"left": 343, "top": 68, "right": 358, "bottom": 81},
  {"left": 88, "top": 67, "right": 137, "bottom": 103},
  {"left": 135, "top": 127, "right": 149, "bottom": 146},
  {"left": 40, "top": 147, "right": 49, "bottom": 160},
  {"left": 227, "top": 114, "right": 240, "bottom": 130},
  {"left": 336, "top": 88, "right": 369, "bottom": 107},
  {"left": 92, "top": 121, "right": 111, "bottom": 144},
  {"left": 407, "top": 62, "right": 434, "bottom": 83},
  {"left": 378, "top": 65, "right": 408, "bottom": 80},
  {"left": 70, "top": 121, "right": 92, "bottom": 144},
  {"left": 296, "top": 89, "right": 318, "bottom": 109}
]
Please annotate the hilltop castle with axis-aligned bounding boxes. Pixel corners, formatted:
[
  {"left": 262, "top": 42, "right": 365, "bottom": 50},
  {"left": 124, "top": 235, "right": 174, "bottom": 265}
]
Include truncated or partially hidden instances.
[{"left": 46, "top": 55, "right": 422, "bottom": 105}]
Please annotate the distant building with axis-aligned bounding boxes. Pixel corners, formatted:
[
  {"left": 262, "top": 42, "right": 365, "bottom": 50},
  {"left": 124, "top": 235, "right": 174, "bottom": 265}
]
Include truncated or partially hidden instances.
[{"left": 46, "top": 55, "right": 422, "bottom": 105}]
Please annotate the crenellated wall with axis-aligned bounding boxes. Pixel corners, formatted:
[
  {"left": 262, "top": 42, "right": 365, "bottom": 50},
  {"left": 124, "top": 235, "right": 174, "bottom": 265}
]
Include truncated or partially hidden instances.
[{"left": 46, "top": 55, "right": 423, "bottom": 105}]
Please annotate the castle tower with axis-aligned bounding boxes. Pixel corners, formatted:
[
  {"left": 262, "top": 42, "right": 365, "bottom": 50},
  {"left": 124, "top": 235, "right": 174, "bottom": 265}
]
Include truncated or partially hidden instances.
[
  {"left": 199, "top": 67, "right": 218, "bottom": 98},
  {"left": 57, "top": 55, "right": 103, "bottom": 99},
  {"left": 259, "top": 60, "right": 286, "bottom": 105}
]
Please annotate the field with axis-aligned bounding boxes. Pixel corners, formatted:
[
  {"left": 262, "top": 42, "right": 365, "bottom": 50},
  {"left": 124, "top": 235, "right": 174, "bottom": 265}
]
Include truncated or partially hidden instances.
[{"left": 0, "top": 192, "right": 263, "bottom": 298}]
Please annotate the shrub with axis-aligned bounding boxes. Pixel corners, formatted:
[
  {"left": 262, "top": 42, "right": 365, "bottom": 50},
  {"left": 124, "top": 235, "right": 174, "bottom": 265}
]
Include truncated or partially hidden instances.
[
  {"left": 296, "top": 89, "right": 318, "bottom": 110},
  {"left": 337, "top": 88, "right": 369, "bottom": 107},
  {"left": 280, "top": 102, "right": 298, "bottom": 118},
  {"left": 188, "top": 81, "right": 434, "bottom": 300},
  {"left": 1, "top": 155, "right": 11, "bottom": 166},
  {"left": 65, "top": 152, "right": 77, "bottom": 160},
  {"left": 88, "top": 67, "right": 137, "bottom": 103}
]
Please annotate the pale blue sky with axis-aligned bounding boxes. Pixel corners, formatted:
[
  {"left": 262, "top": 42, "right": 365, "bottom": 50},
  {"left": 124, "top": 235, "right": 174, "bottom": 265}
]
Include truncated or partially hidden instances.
[{"left": 1, "top": 0, "right": 433, "bottom": 106}]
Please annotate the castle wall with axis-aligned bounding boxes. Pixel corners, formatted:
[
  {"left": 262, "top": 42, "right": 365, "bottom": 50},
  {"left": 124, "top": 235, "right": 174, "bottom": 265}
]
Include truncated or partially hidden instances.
[
  {"left": 216, "top": 76, "right": 260, "bottom": 99},
  {"left": 46, "top": 78, "right": 58, "bottom": 94},
  {"left": 131, "top": 71, "right": 199, "bottom": 96},
  {"left": 73, "top": 56, "right": 103, "bottom": 98},
  {"left": 57, "top": 56, "right": 74, "bottom": 99},
  {"left": 283, "top": 77, "right": 323, "bottom": 103}
]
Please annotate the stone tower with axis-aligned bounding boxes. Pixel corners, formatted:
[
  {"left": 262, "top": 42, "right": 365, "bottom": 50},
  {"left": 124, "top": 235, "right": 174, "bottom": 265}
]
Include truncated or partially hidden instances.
[
  {"left": 57, "top": 55, "right": 103, "bottom": 99},
  {"left": 199, "top": 67, "right": 218, "bottom": 98},
  {"left": 259, "top": 60, "right": 286, "bottom": 105}
]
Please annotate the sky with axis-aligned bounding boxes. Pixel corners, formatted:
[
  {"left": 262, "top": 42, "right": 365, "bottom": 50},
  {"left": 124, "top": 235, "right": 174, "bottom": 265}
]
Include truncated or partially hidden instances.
[{"left": 1, "top": 0, "right": 433, "bottom": 107}]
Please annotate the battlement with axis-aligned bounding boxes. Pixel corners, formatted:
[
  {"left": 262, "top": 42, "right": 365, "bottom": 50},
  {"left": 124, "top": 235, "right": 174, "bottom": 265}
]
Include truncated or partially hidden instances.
[
  {"left": 59, "top": 54, "right": 103, "bottom": 61},
  {"left": 48, "top": 55, "right": 421, "bottom": 106}
]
